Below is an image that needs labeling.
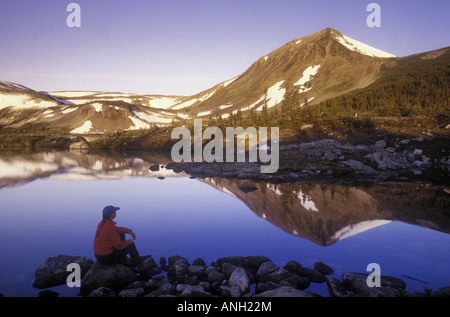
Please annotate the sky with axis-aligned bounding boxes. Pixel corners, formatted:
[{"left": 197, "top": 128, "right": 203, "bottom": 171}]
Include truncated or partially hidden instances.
[{"left": 0, "top": 0, "right": 448, "bottom": 96}]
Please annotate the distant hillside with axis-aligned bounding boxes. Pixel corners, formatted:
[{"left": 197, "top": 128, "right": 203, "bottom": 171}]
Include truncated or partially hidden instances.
[{"left": 0, "top": 28, "right": 448, "bottom": 150}]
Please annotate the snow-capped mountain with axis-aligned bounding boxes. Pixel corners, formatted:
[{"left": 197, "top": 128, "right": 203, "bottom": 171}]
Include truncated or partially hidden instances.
[{"left": 0, "top": 27, "right": 434, "bottom": 135}]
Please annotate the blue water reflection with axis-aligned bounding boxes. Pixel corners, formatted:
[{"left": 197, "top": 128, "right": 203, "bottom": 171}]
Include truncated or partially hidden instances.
[{"left": 1, "top": 175, "right": 450, "bottom": 297}]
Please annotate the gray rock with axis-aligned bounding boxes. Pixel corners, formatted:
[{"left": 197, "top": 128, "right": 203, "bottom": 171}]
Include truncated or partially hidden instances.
[
  {"left": 399, "top": 139, "right": 410, "bottom": 145},
  {"left": 168, "top": 255, "right": 189, "bottom": 266},
  {"left": 283, "top": 260, "right": 302, "bottom": 273},
  {"left": 299, "top": 268, "right": 326, "bottom": 283},
  {"left": 313, "top": 262, "right": 335, "bottom": 275},
  {"left": 255, "top": 261, "right": 279, "bottom": 280},
  {"left": 33, "top": 255, "right": 94, "bottom": 289},
  {"left": 375, "top": 140, "right": 386, "bottom": 149},
  {"left": 322, "top": 151, "right": 336, "bottom": 161},
  {"left": 258, "top": 268, "right": 292, "bottom": 284},
  {"left": 119, "top": 287, "right": 145, "bottom": 297},
  {"left": 146, "top": 282, "right": 176, "bottom": 297},
  {"left": 342, "top": 143, "right": 356, "bottom": 151},
  {"left": 228, "top": 267, "right": 250, "bottom": 294},
  {"left": 326, "top": 277, "right": 348, "bottom": 297},
  {"left": 178, "top": 284, "right": 213, "bottom": 297},
  {"left": 206, "top": 267, "right": 225, "bottom": 284},
  {"left": 187, "top": 265, "right": 206, "bottom": 279},
  {"left": 342, "top": 272, "right": 406, "bottom": 297},
  {"left": 220, "top": 285, "right": 242, "bottom": 297},
  {"left": 167, "top": 261, "right": 188, "bottom": 283},
  {"left": 192, "top": 257, "right": 207, "bottom": 267},
  {"left": 86, "top": 287, "right": 116, "bottom": 297},
  {"left": 341, "top": 160, "right": 376, "bottom": 173},
  {"left": 256, "top": 286, "right": 320, "bottom": 297},
  {"left": 147, "top": 275, "right": 168, "bottom": 291},
  {"left": 356, "top": 144, "right": 369, "bottom": 151},
  {"left": 216, "top": 255, "right": 271, "bottom": 275},
  {"left": 80, "top": 261, "right": 138, "bottom": 295}
]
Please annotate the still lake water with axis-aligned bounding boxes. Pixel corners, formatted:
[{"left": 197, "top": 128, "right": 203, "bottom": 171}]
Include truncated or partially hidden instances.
[{"left": 0, "top": 150, "right": 449, "bottom": 297}]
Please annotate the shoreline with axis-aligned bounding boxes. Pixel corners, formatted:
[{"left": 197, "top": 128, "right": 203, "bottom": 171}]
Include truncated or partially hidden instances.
[{"left": 27, "top": 254, "right": 450, "bottom": 298}]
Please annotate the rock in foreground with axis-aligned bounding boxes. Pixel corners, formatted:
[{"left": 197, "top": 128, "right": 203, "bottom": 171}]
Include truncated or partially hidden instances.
[{"left": 31, "top": 254, "right": 450, "bottom": 298}]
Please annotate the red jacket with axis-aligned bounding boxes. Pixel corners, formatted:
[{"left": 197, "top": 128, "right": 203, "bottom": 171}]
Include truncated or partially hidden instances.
[{"left": 93, "top": 219, "right": 133, "bottom": 256}]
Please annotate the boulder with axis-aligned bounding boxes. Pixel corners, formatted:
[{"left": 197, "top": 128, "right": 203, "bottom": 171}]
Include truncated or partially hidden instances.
[
  {"left": 85, "top": 286, "right": 116, "bottom": 297},
  {"left": 146, "top": 283, "right": 176, "bottom": 297},
  {"left": 313, "top": 262, "right": 335, "bottom": 275},
  {"left": 119, "top": 287, "right": 145, "bottom": 297},
  {"left": 299, "top": 268, "right": 326, "bottom": 283},
  {"left": 342, "top": 272, "right": 406, "bottom": 297},
  {"left": 205, "top": 267, "right": 225, "bottom": 284},
  {"left": 177, "top": 284, "right": 212, "bottom": 297},
  {"left": 33, "top": 255, "right": 94, "bottom": 289},
  {"left": 256, "top": 286, "right": 320, "bottom": 297},
  {"left": 80, "top": 261, "right": 139, "bottom": 295},
  {"left": 326, "top": 277, "right": 348, "bottom": 297},
  {"left": 283, "top": 260, "right": 302, "bottom": 273},
  {"left": 255, "top": 261, "right": 279, "bottom": 280},
  {"left": 216, "top": 255, "right": 271, "bottom": 275},
  {"left": 228, "top": 267, "right": 250, "bottom": 295},
  {"left": 375, "top": 140, "right": 386, "bottom": 149}
]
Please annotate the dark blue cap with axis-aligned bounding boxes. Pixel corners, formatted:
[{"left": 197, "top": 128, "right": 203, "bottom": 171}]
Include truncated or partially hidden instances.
[{"left": 103, "top": 205, "right": 120, "bottom": 217}]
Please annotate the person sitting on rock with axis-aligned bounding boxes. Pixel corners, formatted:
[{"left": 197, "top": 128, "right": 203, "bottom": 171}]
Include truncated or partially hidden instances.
[{"left": 94, "top": 205, "right": 148, "bottom": 273}]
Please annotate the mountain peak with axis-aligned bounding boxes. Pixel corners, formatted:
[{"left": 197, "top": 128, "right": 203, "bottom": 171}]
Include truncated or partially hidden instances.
[{"left": 294, "top": 28, "right": 395, "bottom": 58}]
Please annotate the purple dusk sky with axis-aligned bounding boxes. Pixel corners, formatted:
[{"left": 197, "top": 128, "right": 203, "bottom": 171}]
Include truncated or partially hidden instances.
[{"left": 0, "top": 0, "right": 448, "bottom": 95}]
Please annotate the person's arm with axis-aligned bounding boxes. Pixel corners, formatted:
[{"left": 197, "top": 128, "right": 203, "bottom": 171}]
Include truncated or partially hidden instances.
[
  {"left": 117, "top": 226, "right": 136, "bottom": 239},
  {"left": 110, "top": 227, "right": 133, "bottom": 250}
]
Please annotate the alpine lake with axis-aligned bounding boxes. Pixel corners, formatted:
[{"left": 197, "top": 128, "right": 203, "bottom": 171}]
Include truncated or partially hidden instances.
[{"left": 0, "top": 149, "right": 449, "bottom": 297}]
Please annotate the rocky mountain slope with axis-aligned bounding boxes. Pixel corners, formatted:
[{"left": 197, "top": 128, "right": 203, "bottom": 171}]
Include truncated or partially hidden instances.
[{"left": 0, "top": 28, "right": 403, "bottom": 135}]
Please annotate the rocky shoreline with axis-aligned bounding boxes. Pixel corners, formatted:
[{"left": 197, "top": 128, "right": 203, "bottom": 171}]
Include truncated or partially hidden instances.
[
  {"left": 27, "top": 254, "right": 450, "bottom": 298},
  {"left": 157, "top": 137, "right": 449, "bottom": 184}
]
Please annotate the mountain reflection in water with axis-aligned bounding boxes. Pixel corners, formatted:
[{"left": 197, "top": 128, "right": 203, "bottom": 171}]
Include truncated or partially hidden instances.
[{"left": 1, "top": 149, "right": 449, "bottom": 248}]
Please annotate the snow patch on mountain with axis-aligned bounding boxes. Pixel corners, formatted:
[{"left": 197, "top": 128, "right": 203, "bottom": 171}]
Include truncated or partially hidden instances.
[
  {"left": 335, "top": 34, "right": 395, "bottom": 58},
  {"left": 61, "top": 107, "right": 78, "bottom": 114},
  {"left": 70, "top": 120, "right": 93, "bottom": 134},
  {"left": 128, "top": 116, "right": 151, "bottom": 130},
  {"left": 259, "top": 80, "right": 286, "bottom": 109},
  {"left": 91, "top": 103, "right": 103, "bottom": 112},
  {"left": 221, "top": 76, "right": 238, "bottom": 87},
  {"left": 0, "top": 94, "right": 59, "bottom": 110},
  {"left": 43, "top": 110, "right": 55, "bottom": 118},
  {"left": 298, "top": 190, "right": 318, "bottom": 212},
  {"left": 197, "top": 110, "right": 212, "bottom": 117},
  {"left": 294, "top": 65, "right": 321, "bottom": 93},
  {"left": 149, "top": 96, "right": 181, "bottom": 109},
  {"left": 332, "top": 219, "right": 391, "bottom": 241},
  {"left": 134, "top": 111, "right": 174, "bottom": 124}
]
